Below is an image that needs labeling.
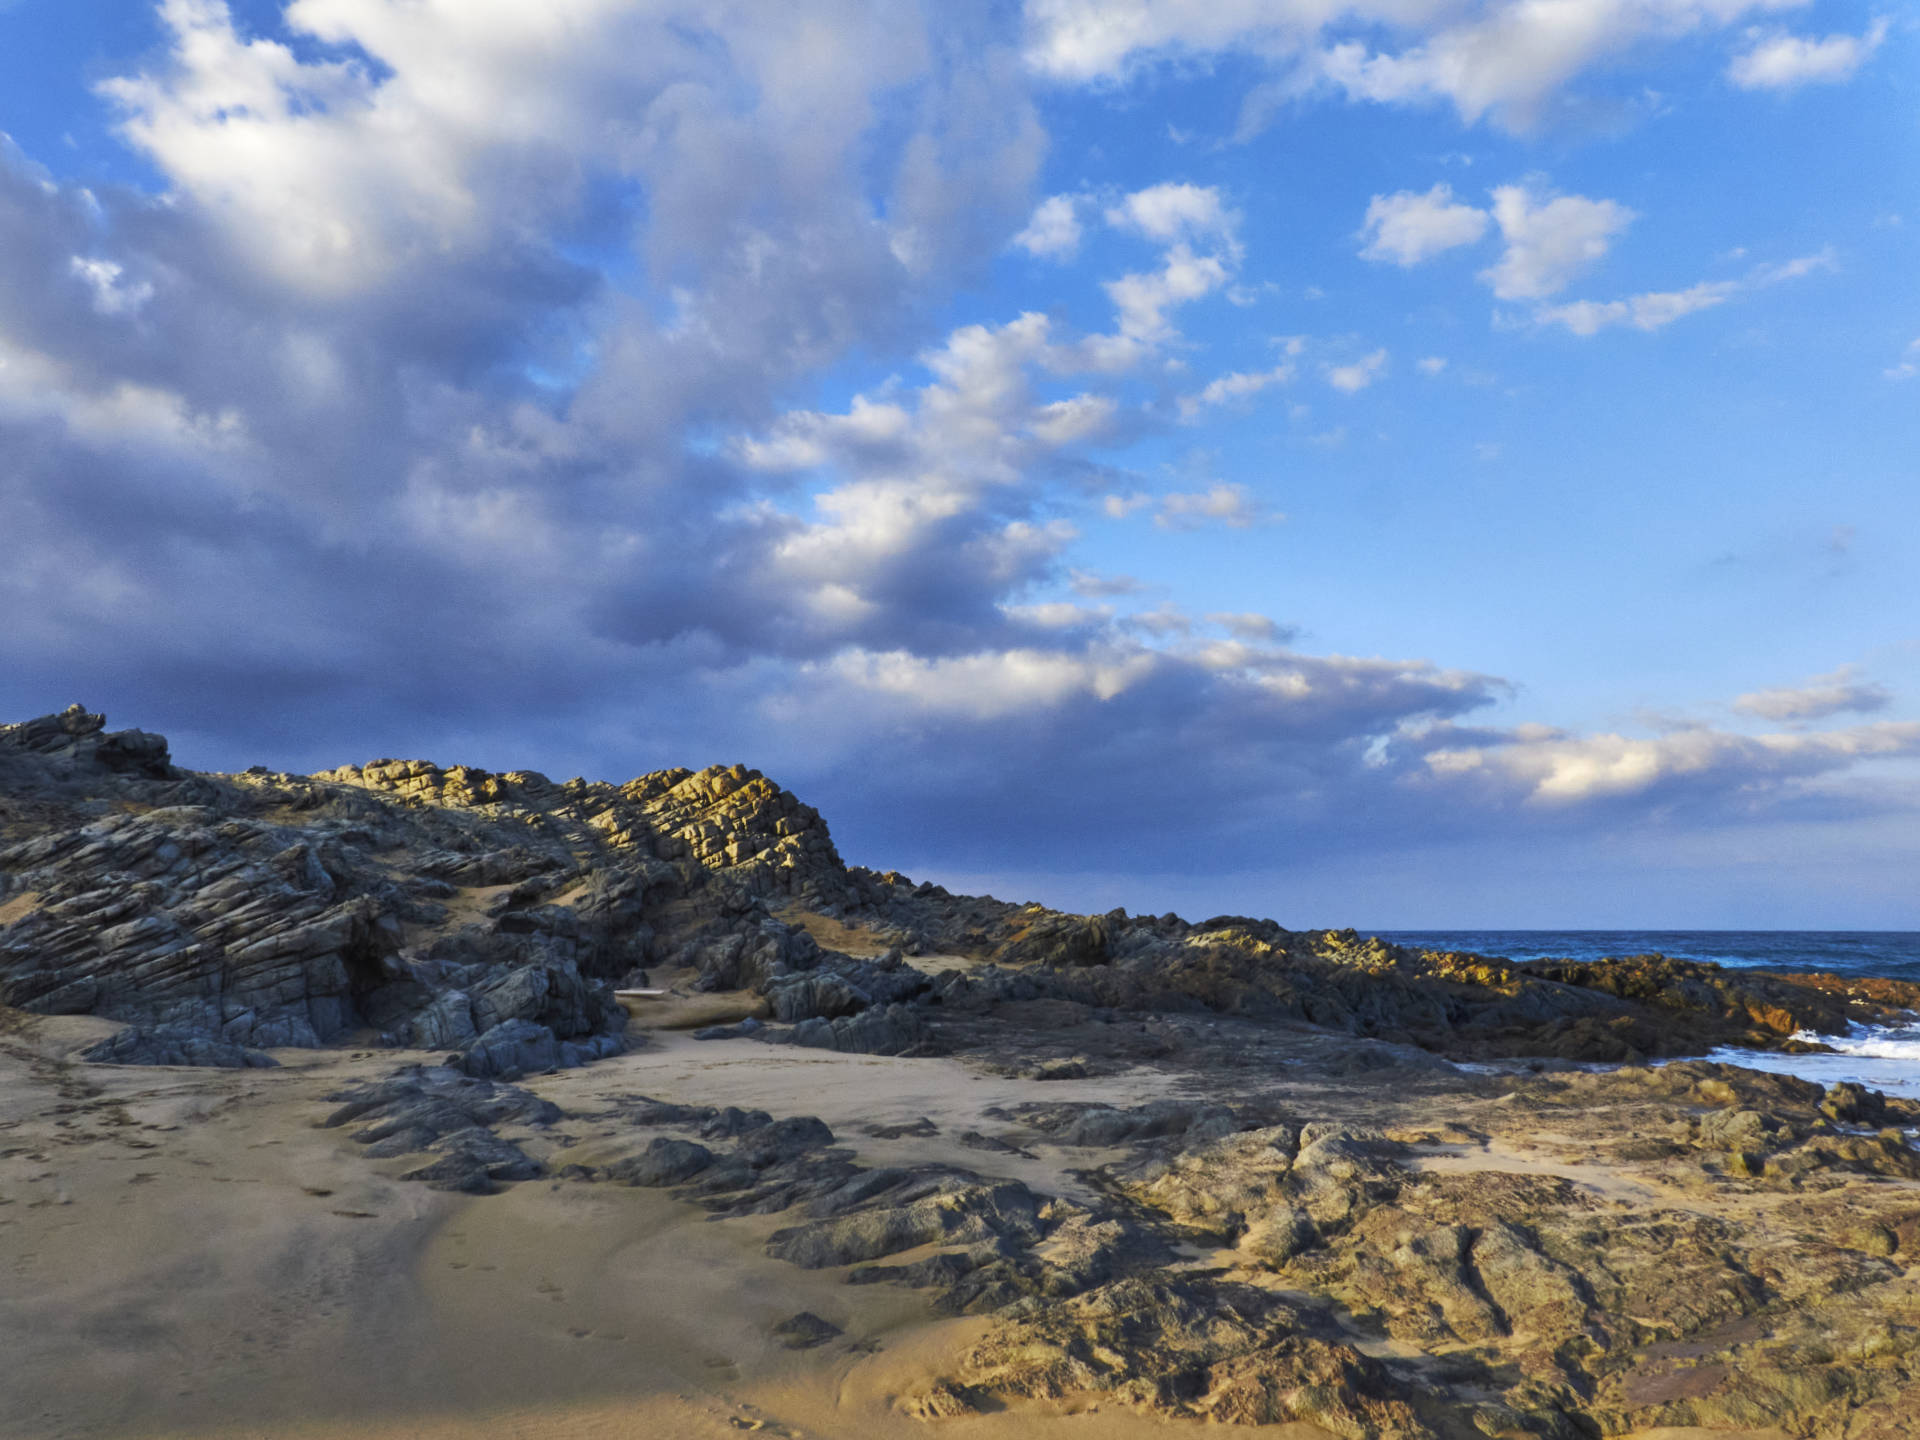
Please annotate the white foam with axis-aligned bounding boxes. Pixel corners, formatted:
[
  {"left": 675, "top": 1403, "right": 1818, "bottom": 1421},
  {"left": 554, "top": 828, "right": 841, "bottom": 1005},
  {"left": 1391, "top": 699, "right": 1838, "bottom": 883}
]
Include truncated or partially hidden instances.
[
  {"left": 1802, "top": 1026, "right": 1920, "bottom": 1062},
  {"left": 1702, "top": 1024, "right": 1920, "bottom": 1100}
]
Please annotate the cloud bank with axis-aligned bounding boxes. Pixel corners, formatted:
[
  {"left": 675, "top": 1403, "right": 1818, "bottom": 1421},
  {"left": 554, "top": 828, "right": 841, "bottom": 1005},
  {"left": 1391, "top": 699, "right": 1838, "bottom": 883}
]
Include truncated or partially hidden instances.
[{"left": 0, "top": 0, "right": 1909, "bottom": 923}]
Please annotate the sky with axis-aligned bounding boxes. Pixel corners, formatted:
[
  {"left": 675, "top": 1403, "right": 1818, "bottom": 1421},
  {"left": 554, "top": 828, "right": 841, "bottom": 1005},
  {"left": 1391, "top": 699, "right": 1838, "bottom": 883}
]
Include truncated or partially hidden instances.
[{"left": 0, "top": 0, "right": 1916, "bottom": 929}]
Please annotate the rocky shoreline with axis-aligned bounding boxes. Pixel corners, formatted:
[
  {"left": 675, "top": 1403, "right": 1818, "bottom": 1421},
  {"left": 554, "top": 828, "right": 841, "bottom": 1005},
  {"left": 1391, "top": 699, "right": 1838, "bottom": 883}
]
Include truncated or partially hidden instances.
[{"left": 5, "top": 705, "right": 1920, "bottom": 1438}]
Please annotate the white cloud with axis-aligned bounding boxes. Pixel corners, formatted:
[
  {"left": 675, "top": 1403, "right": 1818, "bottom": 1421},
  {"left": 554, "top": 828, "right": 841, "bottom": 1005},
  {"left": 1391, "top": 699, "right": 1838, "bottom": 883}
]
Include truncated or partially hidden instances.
[
  {"left": 1358, "top": 184, "right": 1489, "bottom": 266},
  {"left": 1885, "top": 339, "right": 1920, "bottom": 381},
  {"left": 829, "top": 645, "right": 1160, "bottom": 718},
  {"left": 1423, "top": 720, "right": 1920, "bottom": 806},
  {"left": 1206, "top": 611, "right": 1291, "bottom": 642},
  {"left": 1534, "top": 280, "right": 1737, "bottom": 335},
  {"left": 1068, "top": 567, "right": 1147, "bottom": 597},
  {"left": 1013, "top": 193, "right": 1083, "bottom": 259},
  {"left": 1482, "top": 183, "right": 1634, "bottom": 301},
  {"left": 1532, "top": 250, "right": 1832, "bottom": 337},
  {"left": 1029, "top": 392, "right": 1119, "bottom": 445},
  {"left": 1024, "top": 0, "right": 1814, "bottom": 130},
  {"left": 1098, "top": 243, "right": 1233, "bottom": 352},
  {"left": 1176, "top": 361, "right": 1296, "bottom": 419},
  {"left": 1748, "top": 248, "right": 1837, "bottom": 286},
  {"left": 1103, "top": 491, "right": 1154, "bottom": 518},
  {"left": 1326, "top": 348, "right": 1388, "bottom": 392},
  {"left": 1733, "top": 666, "right": 1892, "bottom": 722},
  {"left": 737, "top": 395, "right": 915, "bottom": 472},
  {"left": 7, "top": 0, "right": 1914, "bottom": 913},
  {"left": 68, "top": 256, "right": 154, "bottom": 316},
  {"left": 1003, "top": 600, "right": 1113, "bottom": 629},
  {"left": 1729, "top": 20, "right": 1889, "bottom": 90},
  {"left": 1124, "top": 603, "right": 1193, "bottom": 637},
  {"left": 1154, "top": 481, "right": 1274, "bottom": 530},
  {"left": 1106, "top": 181, "right": 1239, "bottom": 249},
  {"left": 1416, "top": 355, "right": 1447, "bottom": 375}
]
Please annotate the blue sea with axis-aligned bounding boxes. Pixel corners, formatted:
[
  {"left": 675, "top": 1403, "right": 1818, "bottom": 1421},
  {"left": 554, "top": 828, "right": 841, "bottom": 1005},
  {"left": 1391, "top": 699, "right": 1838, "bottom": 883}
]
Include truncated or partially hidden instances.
[{"left": 1374, "top": 930, "right": 1920, "bottom": 1099}]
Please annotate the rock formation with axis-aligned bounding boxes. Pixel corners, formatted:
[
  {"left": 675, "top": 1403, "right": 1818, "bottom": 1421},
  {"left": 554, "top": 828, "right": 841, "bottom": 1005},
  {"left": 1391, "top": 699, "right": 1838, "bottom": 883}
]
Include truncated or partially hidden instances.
[{"left": 8, "top": 704, "right": 1920, "bottom": 1438}]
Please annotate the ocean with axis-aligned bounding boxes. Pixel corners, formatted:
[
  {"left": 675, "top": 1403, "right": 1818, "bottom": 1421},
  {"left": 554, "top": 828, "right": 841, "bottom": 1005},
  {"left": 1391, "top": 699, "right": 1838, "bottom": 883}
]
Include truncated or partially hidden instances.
[{"left": 1374, "top": 930, "right": 1920, "bottom": 1099}]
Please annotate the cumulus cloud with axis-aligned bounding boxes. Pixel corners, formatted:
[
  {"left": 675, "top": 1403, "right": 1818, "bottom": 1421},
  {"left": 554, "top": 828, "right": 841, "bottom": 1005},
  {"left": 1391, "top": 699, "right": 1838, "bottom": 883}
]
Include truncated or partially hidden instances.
[
  {"left": 1420, "top": 719, "right": 1920, "bottom": 807},
  {"left": 1358, "top": 184, "right": 1488, "bottom": 266},
  {"left": 1013, "top": 193, "right": 1083, "bottom": 258},
  {"left": 0, "top": 2, "right": 1912, "bottom": 903},
  {"left": 1481, "top": 184, "right": 1634, "bottom": 301},
  {"left": 1177, "top": 361, "right": 1296, "bottom": 418},
  {"left": 1729, "top": 20, "right": 1890, "bottom": 90},
  {"left": 1416, "top": 355, "right": 1447, "bottom": 374},
  {"left": 1022, "top": 0, "right": 1810, "bottom": 130},
  {"left": 1154, "top": 482, "right": 1275, "bottom": 530},
  {"left": 1887, "top": 339, "right": 1920, "bottom": 381},
  {"left": 1733, "top": 666, "right": 1893, "bottom": 723},
  {"left": 1326, "top": 348, "right": 1388, "bottom": 392},
  {"left": 1106, "top": 181, "right": 1240, "bottom": 250}
]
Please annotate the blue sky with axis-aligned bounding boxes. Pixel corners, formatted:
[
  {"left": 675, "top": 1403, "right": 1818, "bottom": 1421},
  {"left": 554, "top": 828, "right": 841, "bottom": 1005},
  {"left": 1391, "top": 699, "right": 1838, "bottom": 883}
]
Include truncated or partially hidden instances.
[{"left": 0, "top": 0, "right": 1915, "bottom": 927}]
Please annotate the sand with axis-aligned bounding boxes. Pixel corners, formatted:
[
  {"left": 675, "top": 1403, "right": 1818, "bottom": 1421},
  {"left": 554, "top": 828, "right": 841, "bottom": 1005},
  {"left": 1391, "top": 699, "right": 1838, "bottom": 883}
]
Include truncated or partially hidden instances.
[
  {"left": 0, "top": 1014, "right": 1800, "bottom": 1440},
  {"left": 0, "top": 1016, "right": 1273, "bottom": 1440}
]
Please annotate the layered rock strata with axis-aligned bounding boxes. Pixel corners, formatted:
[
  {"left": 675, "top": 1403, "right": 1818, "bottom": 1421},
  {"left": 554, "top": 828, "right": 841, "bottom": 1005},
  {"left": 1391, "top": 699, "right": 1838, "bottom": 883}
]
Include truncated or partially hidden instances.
[{"left": 11, "top": 705, "right": 1920, "bottom": 1437}]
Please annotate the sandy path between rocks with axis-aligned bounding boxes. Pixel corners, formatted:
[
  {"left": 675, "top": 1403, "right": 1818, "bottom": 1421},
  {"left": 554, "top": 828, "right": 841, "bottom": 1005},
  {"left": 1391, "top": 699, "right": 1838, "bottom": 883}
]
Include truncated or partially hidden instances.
[
  {"left": 0, "top": 1021, "right": 1254, "bottom": 1440},
  {"left": 0, "top": 1017, "right": 1801, "bottom": 1440}
]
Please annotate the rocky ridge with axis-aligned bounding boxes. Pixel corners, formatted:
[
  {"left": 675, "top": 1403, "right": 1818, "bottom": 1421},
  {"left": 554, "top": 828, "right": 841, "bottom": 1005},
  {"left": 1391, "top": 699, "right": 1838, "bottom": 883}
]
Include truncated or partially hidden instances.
[{"left": 9, "top": 705, "right": 1920, "bottom": 1437}]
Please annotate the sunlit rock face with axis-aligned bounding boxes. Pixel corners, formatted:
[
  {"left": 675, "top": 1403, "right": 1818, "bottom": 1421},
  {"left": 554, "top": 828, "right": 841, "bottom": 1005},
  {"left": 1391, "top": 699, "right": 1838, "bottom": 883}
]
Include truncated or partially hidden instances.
[
  {"left": 8, "top": 704, "right": 1920, "bottom": 1076},
  {"left": 0, "top": 705, "right": 855, "bottom": 1066}
]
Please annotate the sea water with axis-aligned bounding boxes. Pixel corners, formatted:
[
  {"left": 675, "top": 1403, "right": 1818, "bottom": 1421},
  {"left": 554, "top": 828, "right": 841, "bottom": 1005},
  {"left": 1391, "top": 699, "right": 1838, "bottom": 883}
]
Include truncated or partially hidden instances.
[{"left": 1374, "top": 930, "right": 1920, "bottom": 1099}]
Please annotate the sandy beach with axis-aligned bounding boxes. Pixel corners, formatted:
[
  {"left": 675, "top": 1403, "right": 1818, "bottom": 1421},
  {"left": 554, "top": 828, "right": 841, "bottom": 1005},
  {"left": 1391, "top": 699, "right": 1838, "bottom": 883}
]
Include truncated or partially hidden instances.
[{"left": 0, "top": 1009, "right": 1828, "bottom": 1440}]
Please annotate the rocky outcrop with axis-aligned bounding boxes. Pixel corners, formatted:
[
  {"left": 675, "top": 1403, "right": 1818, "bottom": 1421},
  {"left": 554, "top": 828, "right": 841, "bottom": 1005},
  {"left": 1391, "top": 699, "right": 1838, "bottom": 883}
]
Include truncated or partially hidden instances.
[
  {"left": 82, "top": 1024, "right": 277, "bottom": 1069},
  {"left": 321, "top": 1066, "right": 560, "bottom": 1194},
  {"left": 17, "top": 703, "right": 1920, "bottom": 1438},
  {"left": 0, "top": 707, "right": 863, "bottom": 1063},
  {"left": 8, "top": 704, "right": 1915, "bottom": 1074}
]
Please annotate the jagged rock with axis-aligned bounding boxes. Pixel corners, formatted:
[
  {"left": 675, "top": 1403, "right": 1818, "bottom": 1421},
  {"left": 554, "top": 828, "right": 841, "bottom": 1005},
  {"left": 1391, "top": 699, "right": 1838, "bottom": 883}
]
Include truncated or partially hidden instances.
[
  {"left": 459, "top": 1019, "right": 562, "bottom": 1078},
  {"left": 936, "top": 1274, "right": 1433, "bottom": 1436},
  {"left": 456, "top": 1019, "right": 623, "bottom": 1078},
  {"left": 12, "top": 704, "right": 1920, "bottom": 1076},
  {"left": 767, "top": 1176, "right": 1043, "bottom": 1269},
  {"left": 82, "top": 1025, "right": 277, "bottom": 1069},
  {"left": 323, "top": 1067, "right": 556, "bottom": 1193},
  {"left": 407, "top": 990, "right": 477, "bottom": 1049},
  {"left": 609, "top": 1137, "right": 714, "bottom": 1186},
  {"left": 762, "top": 1002, "right": 924, "bottom": 1055},
  {"left": 1822, "top": 1079, "right": 1890, "bottom": 1126},
  {"left": 737, "top": 1115, "right": 836, "bottom": 1168}
]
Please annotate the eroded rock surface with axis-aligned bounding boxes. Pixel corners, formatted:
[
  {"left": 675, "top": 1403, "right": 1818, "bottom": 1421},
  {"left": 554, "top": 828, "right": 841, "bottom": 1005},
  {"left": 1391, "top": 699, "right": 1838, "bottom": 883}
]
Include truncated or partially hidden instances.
[{"left": 10, "top": 704, "right": 1920, "bottom": 1437}]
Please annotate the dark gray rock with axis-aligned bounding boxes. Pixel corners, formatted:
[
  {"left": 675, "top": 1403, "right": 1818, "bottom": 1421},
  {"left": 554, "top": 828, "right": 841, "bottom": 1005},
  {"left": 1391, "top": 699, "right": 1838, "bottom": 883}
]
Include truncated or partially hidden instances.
[
  {"left": 459, "top": 1018, "right": 561, "bottom": 1078},
  {"left": 82, "top": 1025, "right": 277, "bottom": 1069},
  {"left": 608, "top": 1138, "right": 715, "bottom": 1186},
  {"left": 324, "top": 1067, "right": 558, "bottom": 1194},
  {"left": 737, "top": 1115, "right": 836, "bottom": 1168}
]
